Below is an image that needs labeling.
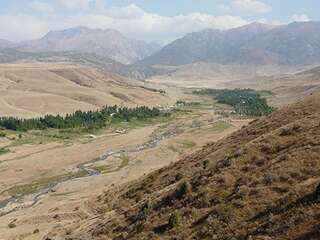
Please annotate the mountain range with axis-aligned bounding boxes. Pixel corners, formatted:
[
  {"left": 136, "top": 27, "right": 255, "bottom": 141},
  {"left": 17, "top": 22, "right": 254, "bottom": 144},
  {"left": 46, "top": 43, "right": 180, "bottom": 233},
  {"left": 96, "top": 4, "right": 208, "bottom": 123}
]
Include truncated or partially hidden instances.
[
  {"left": 137, "top": 21, "right": 320, "bottom": 68},
  {"left": 1, "top": 22, "right": 320, "bottom": 79},
  {"left": 2, "top": 26, "right": 160, "bottom": 65}
]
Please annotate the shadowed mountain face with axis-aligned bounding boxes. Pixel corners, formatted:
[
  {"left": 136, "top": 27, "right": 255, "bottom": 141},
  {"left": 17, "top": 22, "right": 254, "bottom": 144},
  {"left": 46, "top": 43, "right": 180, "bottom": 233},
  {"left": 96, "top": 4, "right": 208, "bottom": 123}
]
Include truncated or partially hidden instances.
[
  {"left": 136, "top": 22, "right": 320, "bottom": 67},
  {"left": 15, "top": 26, "right": 161, "bottom": 65}
]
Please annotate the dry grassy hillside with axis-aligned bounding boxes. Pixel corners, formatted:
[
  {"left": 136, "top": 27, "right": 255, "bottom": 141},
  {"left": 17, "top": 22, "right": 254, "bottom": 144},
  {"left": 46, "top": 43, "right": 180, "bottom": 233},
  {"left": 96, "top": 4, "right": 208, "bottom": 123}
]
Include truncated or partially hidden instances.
[
  {"left": 58, "top": 92, "right": 320, "bottom": 240},
  {"left": 220, "top": 66, "right": 320, "bottom": 107},
  {"left": 146, "top": 63, "right": 300, "bottom": 89},
  {"left": 0, "top": 63, "right": 173, "bottom": 118}
]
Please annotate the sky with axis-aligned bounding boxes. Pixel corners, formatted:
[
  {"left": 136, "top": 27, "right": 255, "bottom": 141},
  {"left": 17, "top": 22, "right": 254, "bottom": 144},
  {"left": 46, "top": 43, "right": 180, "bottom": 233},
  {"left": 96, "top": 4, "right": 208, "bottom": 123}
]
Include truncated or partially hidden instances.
[{"left": 0, "top": 0, "right": 319, "bottom": 44}]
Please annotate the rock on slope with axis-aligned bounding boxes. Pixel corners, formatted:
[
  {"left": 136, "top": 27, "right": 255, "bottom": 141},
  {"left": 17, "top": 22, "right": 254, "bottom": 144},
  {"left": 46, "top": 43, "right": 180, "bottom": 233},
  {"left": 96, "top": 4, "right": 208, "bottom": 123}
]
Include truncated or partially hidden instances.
[{"left": 55, "top": 92, "right": 320, "bottom": 240}]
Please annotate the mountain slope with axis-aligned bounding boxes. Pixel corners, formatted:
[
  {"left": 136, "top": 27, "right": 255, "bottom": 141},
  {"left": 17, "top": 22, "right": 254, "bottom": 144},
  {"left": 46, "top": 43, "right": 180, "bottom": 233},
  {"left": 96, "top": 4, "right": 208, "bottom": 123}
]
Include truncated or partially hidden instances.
[
  {"left": 0, "top": 63, "right": 172, "bottom": 118},
  {"left": 137, "top": 21, "right": 320, "bottom": 68},
  {"left": 239, "top": 21, "right": 320, "bottom": 65},
  {"left": 137, "top": 22, "right": 276, "bottom": 67},
  {"left": 220, "top": 65, "right": 320, "bottom": 106},
  {"left": 55, "top": 92, "right": 320, "bottom": 240},
  {"left": 16, "top": 26, "right": 161, "bottom": 64}
]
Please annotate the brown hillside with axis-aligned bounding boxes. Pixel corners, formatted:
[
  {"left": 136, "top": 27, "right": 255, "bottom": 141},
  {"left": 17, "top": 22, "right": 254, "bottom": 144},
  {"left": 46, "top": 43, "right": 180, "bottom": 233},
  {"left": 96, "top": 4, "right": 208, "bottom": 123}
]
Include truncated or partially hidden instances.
[
  {"left": 220, "top": 65, "right": 320, "bottom": 107},
  {"left": 53, "top": 92, "right": 320, "bottom": 240},
  {"left": 0, "top": 63, "right": 173, "bottom": 118}
]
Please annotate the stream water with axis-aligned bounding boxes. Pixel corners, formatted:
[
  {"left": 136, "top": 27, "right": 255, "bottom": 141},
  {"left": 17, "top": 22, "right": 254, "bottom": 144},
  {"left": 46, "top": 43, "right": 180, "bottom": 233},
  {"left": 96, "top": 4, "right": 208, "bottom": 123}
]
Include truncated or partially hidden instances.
[{"left": 0, "top": 125, "right": 181, "bottom": 216}]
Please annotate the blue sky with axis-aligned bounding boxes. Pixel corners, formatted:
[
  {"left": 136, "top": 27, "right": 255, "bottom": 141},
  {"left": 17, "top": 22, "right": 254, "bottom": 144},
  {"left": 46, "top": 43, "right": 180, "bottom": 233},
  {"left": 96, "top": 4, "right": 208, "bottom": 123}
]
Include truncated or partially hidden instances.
[{"left": 0, "top": 0, "right": 318, "bottom": 44}]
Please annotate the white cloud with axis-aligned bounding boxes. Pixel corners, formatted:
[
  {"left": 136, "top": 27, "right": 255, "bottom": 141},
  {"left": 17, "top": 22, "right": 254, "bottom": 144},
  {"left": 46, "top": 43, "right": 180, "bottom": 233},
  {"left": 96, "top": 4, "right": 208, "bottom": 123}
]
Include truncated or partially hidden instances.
[
  {"left": 0, "top": 15, "right": 49, "bottom": 41},
  {"left": 30, "top": 1, "right": 55, "bottom": 15},
  {"left": 0, "top": 4, "right": 249, "bottom": 44},
  {"left": 57, "top": 0, "right": 92, "bottom": 10},
  {"left": 291, "top": 14, "right": 310, "bottom": 22},
  {"left": 232, "top": 0, "right": 272, "bottom": 15}
]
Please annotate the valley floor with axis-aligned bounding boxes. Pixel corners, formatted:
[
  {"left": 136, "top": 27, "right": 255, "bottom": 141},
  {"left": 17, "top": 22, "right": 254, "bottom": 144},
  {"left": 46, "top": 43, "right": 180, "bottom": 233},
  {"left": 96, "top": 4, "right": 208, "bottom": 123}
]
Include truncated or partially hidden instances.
[{"left": 0, "top": 93, "right": 250, "bottom": 240}]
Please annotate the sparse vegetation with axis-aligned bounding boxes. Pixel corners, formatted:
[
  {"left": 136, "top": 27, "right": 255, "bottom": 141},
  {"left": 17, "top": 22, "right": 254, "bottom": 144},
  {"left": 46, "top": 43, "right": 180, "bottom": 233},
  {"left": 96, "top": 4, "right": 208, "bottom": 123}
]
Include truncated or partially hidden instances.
[
  {"left": 141, "top": 86, "right": 166, "bottom": 94},
  {"left": 3, "top": 171, "right": 88, "bottom": 198},
  {"left": 86, "top": 92, "right": 320, "bottom": 240},
  {"left": 211, "top": 121, "right": 232, "bottom": 132},
  {"left": 176, "top": 181, "right": 192, "bottom": 198},
  {"left": 178, "top": 140, "right": 196, "bottom": 149},
  {"left": 0, "top": 147, "right": 9, "bottom": 155},
  {"left": 168, "top": 211, "right": 181, "bottom": 229},
  {"left": 8, "top": 222, "right": 16, "bottom": 229}
]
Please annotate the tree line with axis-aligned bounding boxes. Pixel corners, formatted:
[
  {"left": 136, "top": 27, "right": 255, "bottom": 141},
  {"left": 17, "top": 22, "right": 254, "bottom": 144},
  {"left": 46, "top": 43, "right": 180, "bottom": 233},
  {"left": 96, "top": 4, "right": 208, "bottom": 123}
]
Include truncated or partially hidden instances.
[
  {"left": 194, "top": 88, "right": 274, "bottom": 116},
  {"left": 0, "top": 105, "right": 165, "bottom": 131}
]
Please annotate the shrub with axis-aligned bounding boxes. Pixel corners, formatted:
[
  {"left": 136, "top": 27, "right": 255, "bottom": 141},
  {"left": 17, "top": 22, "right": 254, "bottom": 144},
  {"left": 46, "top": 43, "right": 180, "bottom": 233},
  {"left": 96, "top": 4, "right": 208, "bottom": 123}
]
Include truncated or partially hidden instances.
[
  {"left": 0, "top": 148, "right": 9, "bottom": 155},
  {"left": 8, "top": 222, "right": 16, "bottom": 228},
  {"left": 262, "top": 173, "right": 278, "bottom": 185},
  {"left": 203, "top": 160, "right": 210, "bottom": 169},
  {"left": 0, "top": 132, "right": 6, "bottom": 137},
  {"left": 316, "top": 183, "right": 320, "bottom": 196},
  {"left": 176, "top": 181, "right": 192, "bottom": 198},
  {"left": 137, "top": 202, "right": 151, "bottom": 221},
  {"left": 168, "top": 211, "right": 181, "bottom": 229},
  {"left": 175, "top": 172, "right": 184, "bottom": 181}
]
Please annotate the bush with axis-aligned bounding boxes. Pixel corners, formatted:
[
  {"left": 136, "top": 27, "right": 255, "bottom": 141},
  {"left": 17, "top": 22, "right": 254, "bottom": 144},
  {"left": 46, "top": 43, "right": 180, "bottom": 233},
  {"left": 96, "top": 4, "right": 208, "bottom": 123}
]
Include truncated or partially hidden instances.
[
  {"left": 0, "top": 132, "right": 6, "bottom": 137},
  {"left": 316, "top": 183, "right": 320, "bottom": 196},
  {"left": 8, "top": 222, "right": 16, "bottom": 228},
  {"left": 175, "top": 172, "right": 184, "bottom": 181},
  {"left": 168, "top": 211, "right": 181, "bottom": 229},
  {"left": 176, "top": 181, "right": 192, "bottom": 198},
  {"left": 0, "top": 148, "right": 9, "bottom": 155},
  {"left": 139, "top": 201, "right": 152, "bottom": 220},
  {"left": 203, "top": 160, "right": 209, "bottom": 169}
]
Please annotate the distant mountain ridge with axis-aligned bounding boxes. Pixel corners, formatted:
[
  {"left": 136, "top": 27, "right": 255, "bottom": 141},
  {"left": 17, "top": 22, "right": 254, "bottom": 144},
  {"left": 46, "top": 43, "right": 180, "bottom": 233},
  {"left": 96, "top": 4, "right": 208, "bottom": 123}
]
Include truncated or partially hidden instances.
[
  {"left": 1, "top": 22, "right": 320, "bottom": 80},
  {"left": 136, "top": 21, "right": 320, "bottom": 67},
  {"left": 15, "top": 26, "right": 161, "bottom": 65}
]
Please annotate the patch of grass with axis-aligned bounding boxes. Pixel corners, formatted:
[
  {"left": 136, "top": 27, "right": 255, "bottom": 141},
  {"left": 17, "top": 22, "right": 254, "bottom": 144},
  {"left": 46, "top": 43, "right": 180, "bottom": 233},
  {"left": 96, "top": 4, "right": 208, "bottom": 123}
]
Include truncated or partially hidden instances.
[
  {"left": 3, "top": 170, "right": 88, "bottom": 199},
  {"left": 210, "top": 121, "right": 232, "bottom": 133},
  {"left": 258, "top": 90, "right": 275, "bottom": 98},
  {"left": 178, "top": 140, "right": 196, "bottom": 149},
  {"left": 0, "top": 147, "right": 9, "bottom": 155},
  {"left": 110, "top": 112, "right": 180, "bottom": 130},
  {"left": 117, "top": 154, "right": 130, "bottom": 170},
  {"left": 92, "top": 165, "right": 116, "bottom": 174},
  {"left": 50, "top": 191, "right": 74, "bottom": 197},
  {"left": 168, "top": 145, "right": 184, "bottom": 154},
  {"left": 168, "top": 211, "right": 181, "bottom": 229}
]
